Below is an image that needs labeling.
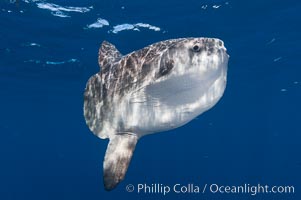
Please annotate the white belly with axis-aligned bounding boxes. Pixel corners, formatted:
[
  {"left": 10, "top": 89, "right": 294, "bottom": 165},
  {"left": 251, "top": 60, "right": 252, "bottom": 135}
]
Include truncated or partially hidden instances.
[{"left": 118, "top": 68, "right": 227, "bottom": 136}]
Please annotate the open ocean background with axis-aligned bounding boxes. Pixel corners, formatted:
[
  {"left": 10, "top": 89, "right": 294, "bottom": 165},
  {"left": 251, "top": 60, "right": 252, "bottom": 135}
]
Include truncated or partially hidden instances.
[{"left": 0, "top": 0, "right": 300, "bottom": 199}]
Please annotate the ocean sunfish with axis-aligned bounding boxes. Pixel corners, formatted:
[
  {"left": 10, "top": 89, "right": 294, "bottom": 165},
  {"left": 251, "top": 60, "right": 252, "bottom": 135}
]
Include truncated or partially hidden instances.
[{"left": 84, "top": 37, "right": 229, "bottom": 190}]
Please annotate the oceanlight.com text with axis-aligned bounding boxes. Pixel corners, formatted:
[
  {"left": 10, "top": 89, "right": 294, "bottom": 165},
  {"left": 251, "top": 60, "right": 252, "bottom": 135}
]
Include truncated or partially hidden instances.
[{"left": 125, "top": 183, "right": 295, "bottom": 196}]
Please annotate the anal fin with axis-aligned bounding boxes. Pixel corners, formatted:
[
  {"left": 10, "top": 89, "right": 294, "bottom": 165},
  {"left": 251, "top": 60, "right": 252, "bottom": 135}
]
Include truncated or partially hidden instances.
[{"left": 103, "top": 133, "right": 138, "bottom": 190}]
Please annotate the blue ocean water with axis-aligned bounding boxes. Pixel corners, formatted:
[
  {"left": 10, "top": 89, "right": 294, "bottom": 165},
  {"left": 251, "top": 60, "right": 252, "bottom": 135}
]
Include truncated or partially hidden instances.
[{"left": 1, "top": 0, "right": 300, "bottom": 199}]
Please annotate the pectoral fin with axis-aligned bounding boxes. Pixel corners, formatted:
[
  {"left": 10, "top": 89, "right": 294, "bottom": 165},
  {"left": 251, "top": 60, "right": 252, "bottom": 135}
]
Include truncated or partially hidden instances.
[{"left": 103, "top": 133, "right": 138, "bottom": 190}]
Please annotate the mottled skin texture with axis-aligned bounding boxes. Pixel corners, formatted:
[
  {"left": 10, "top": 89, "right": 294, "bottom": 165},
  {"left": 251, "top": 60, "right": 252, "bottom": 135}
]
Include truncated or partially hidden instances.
[
  {"left": 84, "top": 39, "right": 184, "bottom": 137},
  {"left": 84, "top": 38, "right": 226, "bottom": 137},
  {"left": 83, "top": 37, "right": 228, "bottom": 190}
]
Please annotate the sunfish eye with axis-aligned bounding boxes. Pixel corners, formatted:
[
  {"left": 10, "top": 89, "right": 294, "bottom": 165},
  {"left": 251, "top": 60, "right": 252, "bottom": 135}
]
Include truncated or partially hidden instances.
[{"left": 192, "top": 44, "right": 201, "bottom": 52}]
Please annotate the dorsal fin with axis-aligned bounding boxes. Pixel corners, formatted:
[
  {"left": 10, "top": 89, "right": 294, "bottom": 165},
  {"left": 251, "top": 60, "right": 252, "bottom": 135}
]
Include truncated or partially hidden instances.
[{"left": 98, "top": 41, "right": 122, "bottom": 70}]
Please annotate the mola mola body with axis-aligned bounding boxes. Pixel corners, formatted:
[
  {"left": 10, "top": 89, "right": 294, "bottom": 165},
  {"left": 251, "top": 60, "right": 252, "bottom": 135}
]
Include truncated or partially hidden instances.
[{"left": 84, "top": 38, "right": 229, "bottom": 190}]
